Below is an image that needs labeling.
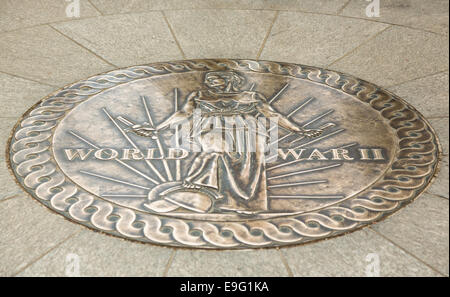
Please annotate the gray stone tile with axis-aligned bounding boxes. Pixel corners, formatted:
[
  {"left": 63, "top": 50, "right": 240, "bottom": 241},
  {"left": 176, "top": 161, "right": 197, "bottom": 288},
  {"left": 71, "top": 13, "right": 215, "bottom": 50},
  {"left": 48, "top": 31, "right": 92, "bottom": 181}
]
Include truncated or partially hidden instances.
[
  {"left": 0, "top": 25, "right": 114, "bottom": 86},
  {"left": 372, "top": 193, "right": 449, "bottom": 275},
  {"left": 91, "top": 0, "right": 349, "bottom": 14},
  {"left": 167, "top": 249, "right": 289, "bottom": 277},
  {"left": 281, "top": 228, "right": 440, "bottom": 276},
  {"left": 330, "top": 27, "right": 449, "bottom": 87},
  {"left": 388, "top": 72, "right": 449, "bottom": 118},
  {"left": 427, "top": 155, "right": 449, "bottom": 199},
  {"left": 90, "top": 0, "right": 202, "bottom": 13},
  {"left": 341, "top": 0, "right": 450, "bottom": 35},
  {"left": 18, "top": 230, "right": 173, "bottom": 276},
  {"left": 211, "top": 0, "right": 350, "bottom": 14},
  {"left": 164, "top": 9, "right": 276, "bottom": 59},
  {"left": 52, "top": 12, "right": 183, "bottom": 68},
  {"left": 0, "top": 196, "right": 81, "bottom": 276},
  {"left": 0, "top": 0, "right": 100, "bottom": 33},
  {"left": 0, "top": 72, "right": 56, "bottom": 118},
  {"left": 0, "top": 160, "right": 23, "bottom": 201},
  {"left": 261, "top": 11, "right": 388, "bottom": 67},
  {"left": 429, "top": 117, "right": 449, "bottom": 156}
]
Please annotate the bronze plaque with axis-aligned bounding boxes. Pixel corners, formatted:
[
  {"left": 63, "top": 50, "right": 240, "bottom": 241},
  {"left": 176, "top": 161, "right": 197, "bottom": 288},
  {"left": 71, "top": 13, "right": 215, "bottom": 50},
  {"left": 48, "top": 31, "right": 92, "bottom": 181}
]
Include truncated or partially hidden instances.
[{"left": 7, "top": 59, "right": 441, "bottom": 249}]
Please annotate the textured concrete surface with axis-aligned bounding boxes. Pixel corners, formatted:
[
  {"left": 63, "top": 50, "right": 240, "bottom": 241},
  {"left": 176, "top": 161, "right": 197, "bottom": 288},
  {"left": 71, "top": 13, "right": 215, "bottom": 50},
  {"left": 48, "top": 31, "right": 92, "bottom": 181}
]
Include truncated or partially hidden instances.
[
  {"left": 261, "top": 11, "right": 389, "bottom": 67},
  {"left": 388, "top": 72, "right": 449, "bottom": 118},
  {"left": 0, "top": 196, "right": 81, "bottom": 276},
  {"left": 329, "top": 26, "right": 449, "bottom": 87},
  {"left": 0, "top": 26, "right": 114, "bottom": 86},
  {"left": 167, "top": 249, "right": 289, "bottom": 277},
  {"left": 52, "top": 12, "right": 182, "bottom": 67},
  {"left": 371, "top": 193, "right": 449, "bottom": 275},
  {"left": 0, "top": 0, "right": 448, "bottom": 277},
  {"left": 341, "top": 0, "right": 449, "bottom": 35},
  {"left": 165, "top": 9, "right": 277, "bottom": 59},
  {"left": 281, "top": 228, "right": 440, "bottom": 277},
  {"left": 429, "top": 117, "right": 449, "bottom": 156},
  {"left": 17, "top": 230, "right": 174, "bottom": 277}
]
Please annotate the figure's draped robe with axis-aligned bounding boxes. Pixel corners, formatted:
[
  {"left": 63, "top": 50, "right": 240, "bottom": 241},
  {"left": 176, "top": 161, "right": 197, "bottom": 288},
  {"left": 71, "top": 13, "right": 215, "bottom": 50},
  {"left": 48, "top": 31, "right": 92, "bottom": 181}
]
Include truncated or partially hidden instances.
[{"left": 184, "top": 90, "right": 268, "bottom": 212}]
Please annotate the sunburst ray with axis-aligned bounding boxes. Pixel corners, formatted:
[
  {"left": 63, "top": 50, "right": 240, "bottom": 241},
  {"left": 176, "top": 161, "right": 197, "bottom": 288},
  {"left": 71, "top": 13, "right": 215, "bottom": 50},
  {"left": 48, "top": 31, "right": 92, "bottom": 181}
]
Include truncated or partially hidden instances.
[
  {"left": 80, "top": 170, "right": 151, "bottom": 190},
  {"left": 267, "top": 180, "right": 327, "bottom": 189},
  {"left": 102, "top": 108, "right": 167, "bottom": 183},
  {"left": 141, "top": 96, "right": 173, "bottom": 181},
  {"left": 267, "top": 163, "right": 342, "bottom": 181}
]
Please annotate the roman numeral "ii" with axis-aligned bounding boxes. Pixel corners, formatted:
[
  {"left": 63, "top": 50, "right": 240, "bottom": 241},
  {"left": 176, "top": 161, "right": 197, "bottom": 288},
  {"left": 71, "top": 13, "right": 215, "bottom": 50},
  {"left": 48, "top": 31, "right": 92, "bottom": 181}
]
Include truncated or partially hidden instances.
[{"left": 358, "top": 148, "right": 385, "bottom": 160}]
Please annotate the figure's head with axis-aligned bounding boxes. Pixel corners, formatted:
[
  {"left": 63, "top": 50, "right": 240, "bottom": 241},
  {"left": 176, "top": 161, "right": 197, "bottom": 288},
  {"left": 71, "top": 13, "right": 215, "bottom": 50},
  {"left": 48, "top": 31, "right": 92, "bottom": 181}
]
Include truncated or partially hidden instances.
[{"left": 204, "top": 71, "right": 245, "bottom": 93}]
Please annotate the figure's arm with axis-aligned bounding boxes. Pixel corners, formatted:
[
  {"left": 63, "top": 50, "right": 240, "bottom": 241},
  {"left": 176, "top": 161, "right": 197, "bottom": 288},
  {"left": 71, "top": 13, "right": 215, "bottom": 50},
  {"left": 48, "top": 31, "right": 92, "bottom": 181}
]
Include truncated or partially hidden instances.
[
  {"left": 155, "top": 92, "right": 196, "bottom": 130},
  {"left": 257, "top": 102, "right": 304, "bottom": 132}
]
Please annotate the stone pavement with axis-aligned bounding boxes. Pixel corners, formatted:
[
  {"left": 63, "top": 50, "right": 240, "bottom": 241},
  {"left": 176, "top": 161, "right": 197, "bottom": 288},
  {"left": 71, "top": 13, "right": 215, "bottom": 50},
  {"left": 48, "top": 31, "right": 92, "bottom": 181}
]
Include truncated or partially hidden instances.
[{"left": 0, "top": 0, "right": 448, "bottom": 277}]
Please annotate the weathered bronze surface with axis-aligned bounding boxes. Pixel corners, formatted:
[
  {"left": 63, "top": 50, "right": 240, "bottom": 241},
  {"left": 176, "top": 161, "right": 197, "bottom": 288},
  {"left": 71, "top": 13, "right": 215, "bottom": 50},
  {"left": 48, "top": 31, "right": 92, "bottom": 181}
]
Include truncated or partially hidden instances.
[{"left": 7, "top": 59, "right": 440, "bottom": 249}]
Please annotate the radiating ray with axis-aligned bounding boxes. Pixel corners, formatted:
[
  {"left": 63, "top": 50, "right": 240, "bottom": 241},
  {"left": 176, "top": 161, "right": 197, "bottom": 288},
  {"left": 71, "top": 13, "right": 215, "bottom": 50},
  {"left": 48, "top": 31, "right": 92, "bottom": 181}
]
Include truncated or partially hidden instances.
[
  {"left": 80, "top": 170, "right": 151, "bottom": 190},
  {"left": 287, "top": 96, "right": 315, "bottom": 118},
  {"left": 102, "top": 194, "right": 147, "bottom": 198},
  {"left": 267, "top": 142, "right": 357, "bottom": 171},
  {"left": 266, "top": 122, "right": 337, "bottom": 164},
  {"left": 174, "top": 88, "right": 182, "bottom": 181},
  {"left": 267, "top": 180, "right": 327, "bottom": 189},
  {"left": 302, "top": 109, "right": 334, "bottom": 127},
  {"left": 291, "top": 128, "right": 345, "bottom": 150},
  {"left": 68, "top": 130, "right": 159, "bottom": 184},
  {"left": 268, "top": 83, "right": 289, "bottom": 104},
  {"left": 68, "top": 130, "right": 99, "bottom": 149},
  {"left": 102, "top": 108, "right": 167, "bottom": 183},
  {"left": 268, "top": 163, "right": 342, "bottom": 180},
  {"left": 287, "top": 111, "right": 335, "bottom": 146},
  {"left": 268, "top": 96, "right": 317, "bottom": 143},
  {"left": 142, "top": 96, "right": 173, "bottom": 181},
  {"left": 249, "top": 83, "right": 256, "bottom": 91},
  {"left": 269, "top": 194, "right": 344, "bottom": 199}
]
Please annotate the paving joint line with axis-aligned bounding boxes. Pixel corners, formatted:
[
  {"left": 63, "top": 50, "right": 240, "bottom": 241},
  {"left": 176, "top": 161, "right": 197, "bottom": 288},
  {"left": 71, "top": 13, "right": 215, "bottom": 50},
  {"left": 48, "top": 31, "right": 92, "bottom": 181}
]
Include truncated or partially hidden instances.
[
  {"left": 256, "top": 11, "right": 279, "bottom": 60},
  {"left": 48, "top": 24, "right": 118, "bottom": 68},
  {"left": 162, "top": 249, "right": 177, "bottom": 277},
  {"left": 0, "top": 116, "right": 36, "bottom": 119},
  {"left": 0, "top": 70, "right": 59, "bottom": 88},
  {"left": 277, "top": 248, "right": 294, "bottom": 276},
  {"left": 0, "top": 194, "right": 22, "bottom": 204},
  {"left": 86, "top": 0, "right": 104, "bottom": 16},
  {"left": 161, "top": 11, "right": 186, "bottom": 60},
  {"left": 327, "top": 25, "right": 393, "bottom": 68},
  {"left": 11, "top": 229, "right": 83, "bottom": 276},
  {"left": 426, "top": 115, "right": 450, "bottom": 119},
  {"left": 385, "top": 69, "right": 449, "bottom": 89},
  {"left": 336, "top": 0, "right": 352, "bottom": 15},
  {"left": 367, "top": 227, "right": 446, "bottom": 276},
  {"left": 0, "top": 8, "right": 446, "bottom": 38},
  {"left": 424, "top": 191, "right": 449, "bottom": 201},
  {"left": 104, "top": 8, "right": 450, "bottom": 37}
]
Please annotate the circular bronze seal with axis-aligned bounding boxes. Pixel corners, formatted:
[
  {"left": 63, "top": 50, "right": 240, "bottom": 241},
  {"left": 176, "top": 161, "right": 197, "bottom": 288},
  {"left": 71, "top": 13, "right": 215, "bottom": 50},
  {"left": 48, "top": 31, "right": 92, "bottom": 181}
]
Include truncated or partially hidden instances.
[{"left": 7, "top": 59, "right": 441, "bottom": 249}]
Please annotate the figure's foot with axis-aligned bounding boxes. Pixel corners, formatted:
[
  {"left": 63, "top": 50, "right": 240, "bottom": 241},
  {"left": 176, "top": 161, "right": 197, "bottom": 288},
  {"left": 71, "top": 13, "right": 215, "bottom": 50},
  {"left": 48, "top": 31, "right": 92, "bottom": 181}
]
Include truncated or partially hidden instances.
[{"left": 182, "top": 180, "right": 201, "bottom": 189}]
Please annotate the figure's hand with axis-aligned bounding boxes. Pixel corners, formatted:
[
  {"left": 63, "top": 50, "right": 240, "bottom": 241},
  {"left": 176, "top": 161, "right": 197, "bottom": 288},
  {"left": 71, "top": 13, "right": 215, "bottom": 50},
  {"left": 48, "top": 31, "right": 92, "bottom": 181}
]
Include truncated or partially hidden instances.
[
  {"left": 127, "top": 123, "right": 157, "bottom": 139},
  {"left": 300, "top": 128, "right": 323, "bottom": 138}
]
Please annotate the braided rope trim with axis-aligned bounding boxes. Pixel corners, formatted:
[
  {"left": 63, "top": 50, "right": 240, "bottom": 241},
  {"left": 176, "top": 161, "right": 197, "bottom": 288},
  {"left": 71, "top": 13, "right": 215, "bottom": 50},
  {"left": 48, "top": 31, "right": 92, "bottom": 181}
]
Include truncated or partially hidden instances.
[{"left": 8, "top": 59, "right": 440, "bottom": 249}]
